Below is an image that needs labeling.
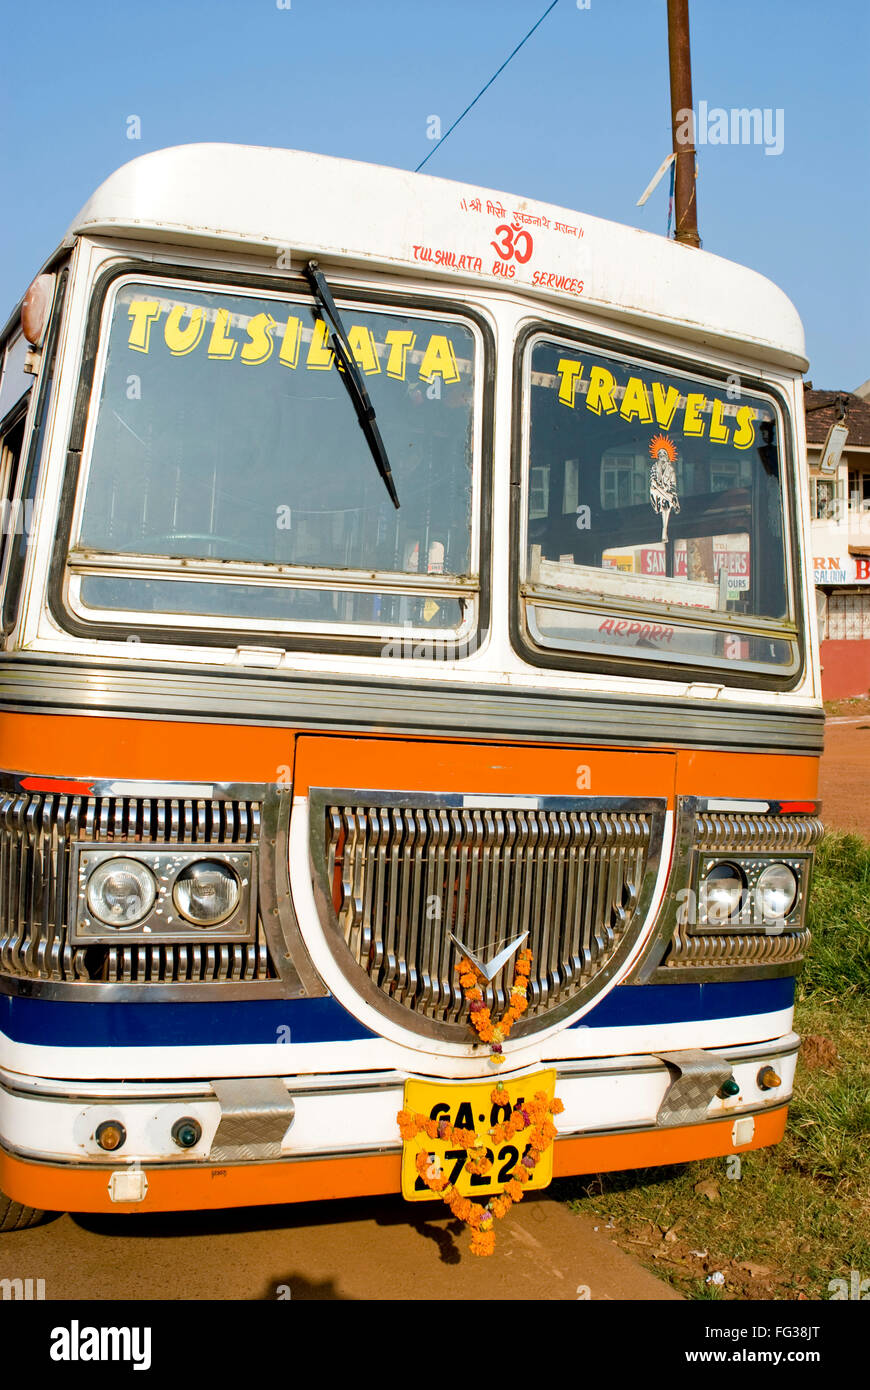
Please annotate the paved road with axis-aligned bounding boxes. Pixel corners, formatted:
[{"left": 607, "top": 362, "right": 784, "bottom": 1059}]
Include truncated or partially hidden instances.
[{"left": 0, "top": 1187, "right": 679, "bottom": 1301}]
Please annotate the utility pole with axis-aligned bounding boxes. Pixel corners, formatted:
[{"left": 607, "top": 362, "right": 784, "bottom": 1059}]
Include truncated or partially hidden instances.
[{"left": 667, "top": 0, "right": 700, "bottom": 247}]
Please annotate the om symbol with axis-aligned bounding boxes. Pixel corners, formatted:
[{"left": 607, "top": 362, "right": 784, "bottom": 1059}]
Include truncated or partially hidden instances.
[{"left": 491, "top": 222, "right": 534, "bottom": 264}]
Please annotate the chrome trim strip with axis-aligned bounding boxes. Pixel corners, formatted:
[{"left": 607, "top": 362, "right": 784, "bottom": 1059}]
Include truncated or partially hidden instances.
[
  {"left": 522, "top": 579, "right": 800, "bottom": 643},
  {"left": 258, "top": 785, "right": 328, "bottom": 999},
  {"left": 0, "top": 772, "right": 268, "bottom": 805},
  {"left": 68, "top": 574, "right": 478, "bottom": 644},
  {"left": 622, "top": 796, "right": 697, "bottom": 983},
  {"left": 0, "top": 974, "right": 292, "bottom": 1002},
  {"left": 0, "top": 1036, "right": 800, "bottom": 1105},
  {"left": 647, "top": 958, "right": 808, "bottom": 984},
  {"left": 0, "top": 1075, "right": 217, "bottom": 1101},
  {"left": 69, "top": 548, "right": 478, "bottom": 596},
  {"left": 694, "top": 811, "right": 823, "bottom": 853},
  {"left": 0, "top": 657, "right": 825, "bottom": 753},
  {"left": 713, "top": 1033, "right": 801, "bottom": 1063},
  {"left": 0, "top": 1060, "right": 603, "bottom": 1102},
  {"left": 0, "top": 1068, "right": 407, "bottom": 1101}
]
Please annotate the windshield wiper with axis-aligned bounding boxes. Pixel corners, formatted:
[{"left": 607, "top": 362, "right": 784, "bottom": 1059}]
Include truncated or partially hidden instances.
[{"left": 302, "top": 260, "right": 400, "bottom": 509}]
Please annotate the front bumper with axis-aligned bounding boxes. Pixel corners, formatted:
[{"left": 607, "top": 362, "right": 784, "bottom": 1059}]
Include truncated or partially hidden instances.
[
  {"left": 0, "top": 1107, "right": 789, "bottom": 1214},
  {"left": 0, "top": 1034, "right": 797, "bottom": 1213}
]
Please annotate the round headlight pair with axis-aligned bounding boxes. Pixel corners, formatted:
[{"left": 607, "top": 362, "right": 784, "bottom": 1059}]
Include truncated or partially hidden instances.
[
  {"left": 173, "top": 861, "right": 241, "bottom": 925},
  {"left": 85, "top": 858, "right": 240, "bottom": 928},
  {"left": 755, "top": 863, "right": 799, "bottom": 922},
  {"left": 85, "top": 858, "right": 156, "bottom": 926},
  {"left": 702, "top": 862, "right": 745, "bottom": 923},
  {"left": 702, "top": 861, "right": 798, "bottom": 924}
]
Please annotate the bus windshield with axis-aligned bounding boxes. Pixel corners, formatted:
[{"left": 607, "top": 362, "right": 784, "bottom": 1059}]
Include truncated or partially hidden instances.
[
  {"left": 520, "top": 336, "right": 798, "bottom": 677},
  {"left": 71, "top": 279, "right": 479, "bottom": 635}
]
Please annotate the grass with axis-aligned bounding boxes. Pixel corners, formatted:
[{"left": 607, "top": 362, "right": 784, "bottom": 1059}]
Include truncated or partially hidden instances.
[
  {"left": 562, "top": 832, "right": 870, "bottom": 1300},
  {"left": 801, "top": 833, "right": 870, "bottom": 1003}
]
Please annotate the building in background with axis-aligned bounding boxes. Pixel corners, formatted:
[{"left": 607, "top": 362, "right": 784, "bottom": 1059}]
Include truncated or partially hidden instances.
[{"left": 806, "top": 383, "right": 870, "bottom": 699}]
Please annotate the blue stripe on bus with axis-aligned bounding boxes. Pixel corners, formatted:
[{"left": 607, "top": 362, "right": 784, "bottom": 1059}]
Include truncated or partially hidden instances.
[
  {"left": 569, "top": 977, "right": 794, "bottom": 1027},
  {"left": 0, "top": 978, "right": 794, "bottom": 1049}
]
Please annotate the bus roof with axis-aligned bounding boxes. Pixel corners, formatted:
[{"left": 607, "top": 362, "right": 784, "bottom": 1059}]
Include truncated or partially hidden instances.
[{"left": 66, "top": 143, "right": 807, "bottom": 370}]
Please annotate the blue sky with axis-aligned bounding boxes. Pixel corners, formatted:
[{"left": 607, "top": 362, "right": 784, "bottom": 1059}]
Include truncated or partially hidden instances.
[{"left": 2, "top": 0, "right": 867, "bottom": 386}]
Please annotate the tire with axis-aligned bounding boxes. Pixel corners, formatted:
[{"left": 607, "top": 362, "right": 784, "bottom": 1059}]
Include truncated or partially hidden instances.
[{"left": 0, "top": 1189, "right": 51, "bottom": 1231}]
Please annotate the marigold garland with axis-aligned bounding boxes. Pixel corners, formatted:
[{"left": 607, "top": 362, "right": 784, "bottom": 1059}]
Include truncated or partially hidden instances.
[
  {"left": 457, "top": 947, "right": 532, "bottom": 1063},
  {"left": 398, "top": 1088, "right": 563, "bottom": 1256},
  {"left": 396, "top": 949, "right": 564, "bottom": 1256}
]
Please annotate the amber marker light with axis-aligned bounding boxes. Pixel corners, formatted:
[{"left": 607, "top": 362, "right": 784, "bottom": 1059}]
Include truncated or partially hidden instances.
[
  {"left": 758, "top": 1067, "right": 782, "bottom": 1091},
  {"left": 95, "top": 1120, "right": 127, "bottom": 1152},
  {"left": 20, "top": 274, "right": 55, "bottom": 347}
]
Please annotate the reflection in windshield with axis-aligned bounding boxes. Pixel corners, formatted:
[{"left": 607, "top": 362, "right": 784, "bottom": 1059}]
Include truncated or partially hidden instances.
[{"left": 523, "top": 340, "right": 795, "bottom": 673}]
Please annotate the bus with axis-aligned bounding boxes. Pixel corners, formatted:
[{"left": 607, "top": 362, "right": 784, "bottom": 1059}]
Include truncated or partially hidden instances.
[{"left": 0, "top": 144, "right": 823, "bottom": 1235}]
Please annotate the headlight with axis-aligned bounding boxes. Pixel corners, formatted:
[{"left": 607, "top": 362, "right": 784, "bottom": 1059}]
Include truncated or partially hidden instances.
[
  {"left": 755, "top": 863, "right": 798, "bottom": 921},
  {"left": 86, "top": 857, "right": 157, "bottom": 927},
  {"left": 702, "top": 861, "right": 745, "bottom": 924},
  {"left": 172, "top": 860, "right": 240, "bottom": 925}
]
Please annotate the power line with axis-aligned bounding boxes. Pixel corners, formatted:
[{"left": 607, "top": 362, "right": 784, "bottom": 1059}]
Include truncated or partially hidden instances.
[{"left": 415, "top": 0, "right": 562, "bottom": 173}]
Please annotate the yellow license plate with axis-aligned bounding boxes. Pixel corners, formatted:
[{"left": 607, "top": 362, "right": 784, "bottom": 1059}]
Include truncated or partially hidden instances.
[{"left": 400, "top": 1070, "right": 556, "bottom": 1202}]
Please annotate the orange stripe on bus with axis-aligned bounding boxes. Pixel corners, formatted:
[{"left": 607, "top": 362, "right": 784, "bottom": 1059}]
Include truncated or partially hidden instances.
[
  {"left": 0, "top": 713, "right": 291, "bottom": 782},
  {"left": 675, "top": 748, "right": 818, "bottom": 800},
  {"left": 0, "top": 713, "right": 819, "bottom": 799},
  {"left": 0, "top": 1109, "right": 787, "bottom": 1214},
  {"left": 293, "top": 735, "right": 677, "bottom": 798},
  {"left": 552, "top": 1104, "right": 787, "bottom": 1176}
]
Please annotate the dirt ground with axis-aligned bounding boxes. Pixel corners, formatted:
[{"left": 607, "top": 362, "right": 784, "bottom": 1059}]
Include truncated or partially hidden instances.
[
  {"left": 819, "top": 717, "right": 870, "bottom": 839},
  {"left": 0, "top": 1190, "right": 681, "bottom": 1301}
]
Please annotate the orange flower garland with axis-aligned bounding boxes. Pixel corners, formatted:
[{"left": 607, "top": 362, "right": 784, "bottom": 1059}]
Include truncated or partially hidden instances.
[
  {"left": 396, "top": 949, "right": 564, "bottom": 1256},
  {"left": 457, "top": 947, "right": 532, "bottom": 1064},
  {"left": 398, "top": 1088, "right": 563, "bottom": 1256}
]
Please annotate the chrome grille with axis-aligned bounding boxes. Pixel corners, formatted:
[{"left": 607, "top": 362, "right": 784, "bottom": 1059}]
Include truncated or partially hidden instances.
[
  {"left": 662, "top": 809, "right": 821, "bottom": 971},
  {"left": 316, "top": 794, "right": 664, "bottom": 1035},
  {"left": 694, "top": 812, "right": 823, "bottom": 853},
  {"left": 0, "top": 789, "right": 271, "bottom": 984},
  {"left": 664, "top": 923, "right": 812, "bottom": 970}
]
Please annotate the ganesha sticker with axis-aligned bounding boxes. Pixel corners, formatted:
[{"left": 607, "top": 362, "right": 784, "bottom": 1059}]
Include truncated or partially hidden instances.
[{"left": 648, "top": 433, "right": 681, "bottom": 542}]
